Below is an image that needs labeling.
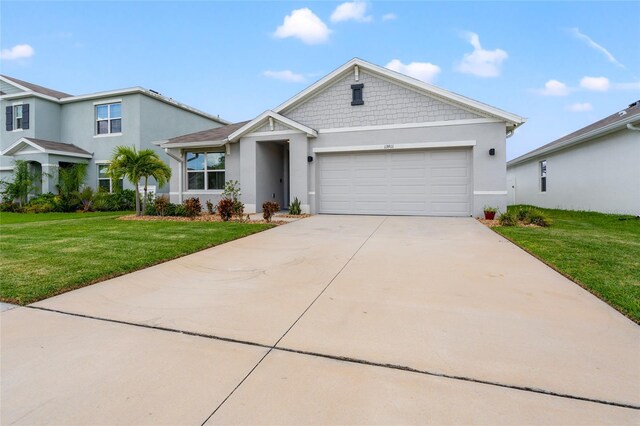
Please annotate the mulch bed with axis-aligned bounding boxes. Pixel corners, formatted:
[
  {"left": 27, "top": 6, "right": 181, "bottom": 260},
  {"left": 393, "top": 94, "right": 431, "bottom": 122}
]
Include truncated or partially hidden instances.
[
  {"left": 477, "top": 218, "right": 541, "bottom": 228},
  {"left": 118, "top": 214, "right": 289, "bottom": 225}
]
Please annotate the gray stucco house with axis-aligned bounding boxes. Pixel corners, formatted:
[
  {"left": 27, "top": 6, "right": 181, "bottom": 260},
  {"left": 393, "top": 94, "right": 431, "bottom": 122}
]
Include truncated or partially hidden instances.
[
  {"left": 507, "top": 101, "right": 640, "bottom": 215},
  {"left": 159, "top": 58, "right": 525, "bottom": 216},
  {"left": 0, "top": 75, "right": 227, "bottom": 196}
]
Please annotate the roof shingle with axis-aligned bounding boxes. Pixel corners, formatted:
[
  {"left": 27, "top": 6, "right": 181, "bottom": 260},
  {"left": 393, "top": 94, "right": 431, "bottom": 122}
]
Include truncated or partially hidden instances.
[
  {"left": 24, "top": 138, "right": 92, "bottom": 155},
  {"left": 1, "top": 75, "right": 72, "bottom": 99},
  {"left": 164, "top": 121, "right": 251, "bottom": 145}
]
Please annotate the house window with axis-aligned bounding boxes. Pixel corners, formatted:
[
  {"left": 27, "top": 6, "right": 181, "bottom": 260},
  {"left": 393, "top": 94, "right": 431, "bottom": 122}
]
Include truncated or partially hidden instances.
[
  {"left": 540, "top": 160, "right": 547, "bottom": 192},
  {"left": 186, "top": 152, "right": 225, "bottom": 190},
  {"left": 96, "top": 103, "right": 122, "bottom": 135},
  {"left": 97, "top": 164, "right": 123, "bottom": 193},
  {"left": 14, "top": 105, "right": 23, "bottom": 129},
  {"left": 351, "top": 83, "right": 364, "bottom": 106}
]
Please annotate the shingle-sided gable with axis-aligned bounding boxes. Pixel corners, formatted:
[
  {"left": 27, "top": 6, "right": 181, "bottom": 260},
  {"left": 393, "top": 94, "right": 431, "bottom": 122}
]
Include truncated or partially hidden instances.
[{"left": 280, "top": 70, "right": 482, "bottom": 130}]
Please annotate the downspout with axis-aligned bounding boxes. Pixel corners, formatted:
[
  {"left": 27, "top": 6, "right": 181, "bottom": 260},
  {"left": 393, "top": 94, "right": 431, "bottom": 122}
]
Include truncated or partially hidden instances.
[
  {"left": 164, "top": 148, "right": 184, "bottom": 203},
  {"left": 627, "top": 123, "right": 640, "bottom": 131}
]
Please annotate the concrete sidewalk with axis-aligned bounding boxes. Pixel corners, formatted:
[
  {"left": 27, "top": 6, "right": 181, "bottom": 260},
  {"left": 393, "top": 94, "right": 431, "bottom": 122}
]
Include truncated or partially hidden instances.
[{"left": 2, "top": 215, "right": 639, "bottom": 424}]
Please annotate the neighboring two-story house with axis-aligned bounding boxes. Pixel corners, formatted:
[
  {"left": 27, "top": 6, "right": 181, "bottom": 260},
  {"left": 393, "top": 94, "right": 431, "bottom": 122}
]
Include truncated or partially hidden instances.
[{"left": 0, "top": 75, "right": 227, "bottom": 196}]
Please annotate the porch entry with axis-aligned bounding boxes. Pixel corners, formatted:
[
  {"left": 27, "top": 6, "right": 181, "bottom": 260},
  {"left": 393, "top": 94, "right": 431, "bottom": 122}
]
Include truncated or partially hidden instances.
[{"left": 256, "top": 140, "right": 290, "bottom": 211}]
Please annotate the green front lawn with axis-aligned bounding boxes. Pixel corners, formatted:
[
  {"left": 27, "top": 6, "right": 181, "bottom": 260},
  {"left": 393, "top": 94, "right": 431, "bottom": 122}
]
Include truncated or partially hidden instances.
[
  {"left": 493, "top": 206, "right": 640, "bottom": 322},
  {"left": 0, "top": 213, "right": 272, "bottom": 305}
]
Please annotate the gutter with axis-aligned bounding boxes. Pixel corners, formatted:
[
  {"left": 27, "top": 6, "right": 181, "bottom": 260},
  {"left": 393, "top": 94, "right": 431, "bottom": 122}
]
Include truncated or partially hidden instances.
[{"left": 627, "top": 123, "right": 640, "bottom": 131}]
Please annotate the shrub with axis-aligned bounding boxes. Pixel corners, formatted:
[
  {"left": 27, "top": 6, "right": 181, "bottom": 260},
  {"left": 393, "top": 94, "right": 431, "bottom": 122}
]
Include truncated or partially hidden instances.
[
  {"left": 524, "top": 209, "right": 552, "bottom": 227},
  {"left": 222, "top": 180, "right": 241, "bottom": 201},
  {"left": 154, "top": 195, "right": 170, "bottom": 216},
  {"left": 205, "top": 200, "right": 215, "bottom": 214},
  {"left": 262, "top": 201, "right": 280, "bottom": 223},
  {"left": 232, "top": 200, "right": 245, "bottom": 220},
  {"left": 515, "top": 206, "right": 532, "bottom": 222},
  {"left": 217, "top": 198, "right": 234, "bottom": 221},
  {"left": 111, "top": 189, "right": 136, "bottom": 211},
  {"left": 183, "top": 197, "right": 202, "bottom": 219},
  {"left": 288, "top": 197, "right": 302, "bottom": 215},
  {"left": 27, "top": 193, "right": 59, "bottom": 213},
  {"left": 483, "top": 205, "right": 498, "bottom": 213},
  {"left": 173, "top": 204, "right": 188, "bottom": 217},
  {"left": 498, "top": 210, "right": 518, "bottom": 226},
  {"left": 0, "top": 201, "right": 18, "bottom": 212},
  {"left": 77, "top": 187, "right": 95, "bottom": 212}
]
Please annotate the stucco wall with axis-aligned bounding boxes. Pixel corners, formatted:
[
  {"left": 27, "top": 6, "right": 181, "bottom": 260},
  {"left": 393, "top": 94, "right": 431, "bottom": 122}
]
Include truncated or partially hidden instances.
[
  {"left": 507, "top": 128, "right": 640, "bottom": 215},
  {"left": 282, "top": 70, "right": 480, "bottom": 130},
  {"left": 1, "top": 96, "right": 38, "bottom": 170},
  {"left": 256, "top": 142, "right": 285, "bottom": 208},
  {"left": 308, "top": 121, "right": 507, "bottom": 216}
]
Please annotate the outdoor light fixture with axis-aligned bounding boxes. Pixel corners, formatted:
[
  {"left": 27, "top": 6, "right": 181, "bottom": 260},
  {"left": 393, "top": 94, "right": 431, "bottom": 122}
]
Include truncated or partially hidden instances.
[
  {"left": 489, "top": 148, "right": 496, "bottom": 156},
  {"left": 308, "top": 156, "right": 314, "bottom": 162}
]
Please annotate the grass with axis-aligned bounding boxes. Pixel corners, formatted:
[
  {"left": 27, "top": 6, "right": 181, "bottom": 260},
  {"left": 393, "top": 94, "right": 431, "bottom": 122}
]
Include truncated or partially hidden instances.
[
  {"left": 0, "top": 212, "right": 273, "bottom": 305},
  {"left": 493, "top": 206, "right": 640, "bottom": 323}
]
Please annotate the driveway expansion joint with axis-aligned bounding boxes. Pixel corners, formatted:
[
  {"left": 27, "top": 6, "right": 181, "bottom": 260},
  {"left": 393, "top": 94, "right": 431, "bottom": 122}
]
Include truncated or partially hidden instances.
[{"left": 26, "top": 305, "right": 640, "bottom": 412}]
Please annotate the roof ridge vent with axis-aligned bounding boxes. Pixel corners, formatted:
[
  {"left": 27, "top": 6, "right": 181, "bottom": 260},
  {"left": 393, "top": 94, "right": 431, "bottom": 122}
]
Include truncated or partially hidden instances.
[{"left": 629, "top": 100, "right": 639, "bottom": 108}]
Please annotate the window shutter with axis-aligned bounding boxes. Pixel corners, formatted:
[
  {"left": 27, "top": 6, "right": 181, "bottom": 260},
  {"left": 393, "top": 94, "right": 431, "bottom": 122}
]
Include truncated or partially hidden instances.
[
  {"left": 5, "top": 106, "right": 12, "bottom": 131},
  {"left": 22, "top": 104, "right": 29, "bottom": 129}
]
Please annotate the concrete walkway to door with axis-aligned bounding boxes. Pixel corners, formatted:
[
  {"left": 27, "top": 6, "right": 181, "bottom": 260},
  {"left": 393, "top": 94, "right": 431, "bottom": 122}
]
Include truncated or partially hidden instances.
[{"left": 2, "top": 216, "right": 639, "bottom": 424}]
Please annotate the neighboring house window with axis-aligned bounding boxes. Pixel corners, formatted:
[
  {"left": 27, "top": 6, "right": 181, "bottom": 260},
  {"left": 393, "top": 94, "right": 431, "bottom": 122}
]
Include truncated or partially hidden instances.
[
  {"left": 5, "top": 104, "right": 29, "bottom": 131},
  {"left": 351, "top": 84, "right": 364, "bottom": 106},
  {"left": 97, "top": 164, "right": 123, "bottom": 193},
  {"left": 540, "top": 160, "right": 547, "bottom": 192},
  {"left": 96, "top": 103, "right": 122, "bottom": 135},
  {"left": 186, "top": 152, "right": 225, "bottom": 190}
]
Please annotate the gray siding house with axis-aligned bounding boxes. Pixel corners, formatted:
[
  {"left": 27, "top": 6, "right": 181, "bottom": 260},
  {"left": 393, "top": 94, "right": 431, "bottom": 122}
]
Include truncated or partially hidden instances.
[
  {"left": 160, "top": 58, "right": 525, "bottom": 217},
  {"left": 0, "top": 75, "right": 226, "bottom": 196},
  {"left": 507, "top": 101, "right": 640, "bottom": 215}
]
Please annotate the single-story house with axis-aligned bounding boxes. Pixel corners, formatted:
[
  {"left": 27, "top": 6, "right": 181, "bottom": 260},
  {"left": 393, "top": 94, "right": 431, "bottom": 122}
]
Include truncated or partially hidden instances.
[
  {"left": 159, "top": 58, "right": 526, "bottom": 216},
  {"left": 507, "top": 101, "right": 640, "bottom": 215}
]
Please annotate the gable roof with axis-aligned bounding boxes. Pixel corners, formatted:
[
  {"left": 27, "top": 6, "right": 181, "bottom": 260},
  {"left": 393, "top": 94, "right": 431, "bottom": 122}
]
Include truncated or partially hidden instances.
[
  {"left": 159, "top": 121, "right": 250, "bottom": 148},
  {"left": 508, "top": 100, "right": 640, "bottom": 167},
  {"left": 0, "top": 76, "right": 228, "bottom": 125},
  {"left": 227, "top": 111, "right": 318, "bottom": 142},
  {"left": 274, "top": 58, "right": 526, "bottom": 129},
  {"left": 1, "top": 75, "right": 72, "bottom": 99},
  {"left": 1, "top": 137, "right": 93, "bottom": 158}
]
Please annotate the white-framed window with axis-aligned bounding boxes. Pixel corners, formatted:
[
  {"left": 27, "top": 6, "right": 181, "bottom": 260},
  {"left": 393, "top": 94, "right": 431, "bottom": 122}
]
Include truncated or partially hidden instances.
[
  {"left": 186, "top": 151, "right": 225, "bottom": 190},
  {"left": 14, "top": 105, "right": 23, "bottom": 130},
  {"left": 540, "top": 160, "right": 547, "bottom": 192},
  {"left": 96, "top": 102, "right": 122, "bottom": 135},
  {"left": 97, "top": 164, "right": 124, "bottom": 193}
]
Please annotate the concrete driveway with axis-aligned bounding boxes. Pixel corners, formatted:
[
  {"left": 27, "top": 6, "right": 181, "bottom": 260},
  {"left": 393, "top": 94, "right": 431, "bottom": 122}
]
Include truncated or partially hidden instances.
[{"left": 2, "top": 215, "right": 639, "bottom": 424}]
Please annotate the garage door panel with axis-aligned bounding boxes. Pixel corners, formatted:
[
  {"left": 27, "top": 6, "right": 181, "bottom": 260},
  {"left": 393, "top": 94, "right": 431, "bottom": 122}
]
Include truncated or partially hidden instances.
[{"left": 318, "top": 148, "right": 471, "bottom": 216}]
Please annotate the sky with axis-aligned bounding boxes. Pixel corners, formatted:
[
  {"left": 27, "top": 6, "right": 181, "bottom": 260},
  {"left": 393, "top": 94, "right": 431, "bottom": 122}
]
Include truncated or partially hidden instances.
[{"left": 1, "top": 1, "right": 639, "bottom": 160}]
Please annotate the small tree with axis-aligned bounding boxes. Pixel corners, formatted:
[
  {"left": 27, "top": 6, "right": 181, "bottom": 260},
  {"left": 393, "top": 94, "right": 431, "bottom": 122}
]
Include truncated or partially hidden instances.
[
  {"left": 0, "top": 160, "right": 41, "bottom": 207},
  {"left": 108, "top": 146, "right": 170, "bottom": 216},
  {"left": 56, "top": 163, "right": 88, "bottom": 212},
  {"left": 139, "top": 156, "right": 171, "bottom": 215}
]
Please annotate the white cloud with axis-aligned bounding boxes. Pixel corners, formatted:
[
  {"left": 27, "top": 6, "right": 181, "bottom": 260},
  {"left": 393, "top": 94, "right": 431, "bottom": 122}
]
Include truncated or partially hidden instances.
[
  {"left": 274, "top": 8, "right": 331, "bottom": 45},
  {"left": 331, "top": 1, "right": 373, "bottom": 23},
  {"left": 385, "top": 59, "right": 441, "bottom": 83},
  {"left": 539, "top": 80, "right": 571, "bottom": 96},
  {"left": 0, "top": 44, "right": 34, "bottom": 60},
  {"left": 382, "top": 13, "right": 397, "bottom": 21},
  {"left": 569, "top": 28, "right": 625, "bottom": 68},
  {"left": 580, "top": 76, "right": 610, "bottom": 92},
  {"left": 566, "top": 102, "right": 593, "bottom": 112},
  {"left": 263, "top": 70, "right": 306, "bottom": 83},
  {"left": 455, "top": 32, "right": 507, "bottom": 77}
]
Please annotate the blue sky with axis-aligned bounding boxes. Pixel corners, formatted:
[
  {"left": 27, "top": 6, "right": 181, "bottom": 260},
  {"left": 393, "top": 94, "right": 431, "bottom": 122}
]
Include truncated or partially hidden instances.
[{"left": 1, "top": 1, "right": 638, "bottom": 160}]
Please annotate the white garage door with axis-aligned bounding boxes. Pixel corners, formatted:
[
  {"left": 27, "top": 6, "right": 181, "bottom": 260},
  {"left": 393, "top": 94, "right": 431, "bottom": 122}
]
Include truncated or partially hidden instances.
[{"left": 318, "top": 148, "right": 472, "bottom": 216}]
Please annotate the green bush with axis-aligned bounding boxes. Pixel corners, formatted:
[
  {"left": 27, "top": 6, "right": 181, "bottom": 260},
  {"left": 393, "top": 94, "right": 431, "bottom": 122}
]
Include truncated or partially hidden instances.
[
  {"left": 498, "top": 210, "right": 518, "bottom": 226},
  {"left": 0, "top": 201, "right": 18, "bottom": 212},
  {"left": 515, "top": 206, "right": 532, "bottom": 222},
  {"left": 288, "top": 197, "right": 302, "bottom": 215},
  {"left": 27, "top": 193, "right": 59, "bottom": 213},
  {"left": 524, "top": 209, "right": 552, "bottom": 227},
  {"left": 262, "top": 201, "right": 280, "bottom": 223},
  {"left": 173, "top": 204, "right": 187, "bottom": 217}
]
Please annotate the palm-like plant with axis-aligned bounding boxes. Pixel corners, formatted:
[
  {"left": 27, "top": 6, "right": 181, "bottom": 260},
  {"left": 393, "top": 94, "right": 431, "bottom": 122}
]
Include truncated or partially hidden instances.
[
  {"left": 138, "top": 156, "right": 171, "bottom": 215},
  {"left": 107, "top": 146, "right": 171, "bottom": 216}
]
